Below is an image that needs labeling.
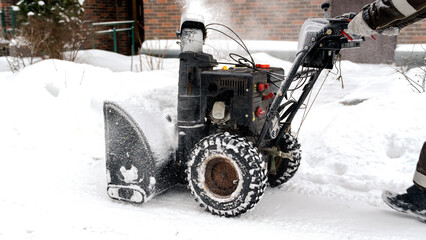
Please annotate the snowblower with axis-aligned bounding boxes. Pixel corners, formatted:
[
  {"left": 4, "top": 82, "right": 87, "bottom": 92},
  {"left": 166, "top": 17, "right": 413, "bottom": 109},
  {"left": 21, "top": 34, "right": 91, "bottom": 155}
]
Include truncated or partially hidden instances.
[{"left": 103, "top": 4, "right": 364, "bottom": 217}]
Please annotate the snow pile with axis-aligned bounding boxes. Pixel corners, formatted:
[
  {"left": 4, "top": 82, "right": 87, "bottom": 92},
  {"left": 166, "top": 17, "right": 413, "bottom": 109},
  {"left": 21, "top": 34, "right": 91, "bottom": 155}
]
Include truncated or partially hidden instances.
[
  {"left": 0, "top": 50, "right": 426, "bottom": 239},
  {"left": 296, "top": 63, "right": 426, "bottom": 206},
  {"left": 73, "top": 49, "right": 180, "bottom": 72},
  {"left": 396, "top": 44, "right": 426, "bottom": 52},
  {"left": 0, "top": 57, "right": 177, "bottom": 161}
]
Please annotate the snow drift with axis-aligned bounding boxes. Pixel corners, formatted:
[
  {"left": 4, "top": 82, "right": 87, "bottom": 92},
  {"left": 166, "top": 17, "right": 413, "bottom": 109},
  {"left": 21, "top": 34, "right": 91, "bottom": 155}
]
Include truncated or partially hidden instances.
[{"left": 0, "top": 50, "right": 425, "bottom": 239}]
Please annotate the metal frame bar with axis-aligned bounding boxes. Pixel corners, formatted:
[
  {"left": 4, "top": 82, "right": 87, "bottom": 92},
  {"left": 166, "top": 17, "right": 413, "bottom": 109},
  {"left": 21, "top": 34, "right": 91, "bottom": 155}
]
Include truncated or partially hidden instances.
[
  {"left": 90, "top": 20, "right": 135, "bottom": 54},
  {"left": 1, "top": 8, "right": 6, "bottom": 37},
  {"left": 277, "top": 70, "right": 322, "bottom": 141},
  {"left": 0, "top": 7, "right": 19, "bottom": 37}
]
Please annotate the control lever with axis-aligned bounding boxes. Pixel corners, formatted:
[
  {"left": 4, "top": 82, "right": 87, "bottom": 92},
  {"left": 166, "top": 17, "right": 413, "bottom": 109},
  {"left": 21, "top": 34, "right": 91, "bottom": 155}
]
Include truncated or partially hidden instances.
[{"left": 321, "top": 1, "right": 331, "bottom": 18}]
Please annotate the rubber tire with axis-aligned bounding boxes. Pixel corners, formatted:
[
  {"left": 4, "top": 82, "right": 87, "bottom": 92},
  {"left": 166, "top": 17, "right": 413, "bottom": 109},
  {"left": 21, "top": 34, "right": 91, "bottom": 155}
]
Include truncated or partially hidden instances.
[
  {"left": 187, "top": 132, "right": 267, "bottom": 217},
  {"left": 267, "top": 133, "right": 302, "bottom": 188}
]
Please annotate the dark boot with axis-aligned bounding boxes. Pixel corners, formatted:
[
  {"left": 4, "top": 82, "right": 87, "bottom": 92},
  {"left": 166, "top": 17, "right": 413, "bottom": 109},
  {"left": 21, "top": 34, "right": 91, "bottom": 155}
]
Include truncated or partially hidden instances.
[
  {"left": 413, "top": 142, "right": 426, "bottom": 191},
  {"left": 382, "top": 185, "right": 426, "bottom": 223}
]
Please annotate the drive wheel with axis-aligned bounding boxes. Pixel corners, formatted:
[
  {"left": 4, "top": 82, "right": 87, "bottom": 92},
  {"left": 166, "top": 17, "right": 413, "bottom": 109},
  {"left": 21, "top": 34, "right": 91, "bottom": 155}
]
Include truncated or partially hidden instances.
[
  {"left": 187, "top": 132, "right": 267, "bottom": 217},
  {"left": 267, "top": 133, "right": 301, "bottom": 188}
]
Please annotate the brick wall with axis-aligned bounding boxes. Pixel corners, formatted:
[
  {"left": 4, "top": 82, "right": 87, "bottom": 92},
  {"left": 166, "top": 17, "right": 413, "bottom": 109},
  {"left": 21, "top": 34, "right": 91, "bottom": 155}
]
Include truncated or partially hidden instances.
[
  {"left": 399, "top": 20, "right": 426, "bottom": 44},
  {"left": 143, "top": 0, "right": 180, "bottom": 40},
  {"left": 214, "top": 0, "right": 325, "bottom": 41},
  {"left": 144, "top": 0, "right": 426, "bottom": 44},
  {"left": 1, "top": 0, "right": 425, "bottom": 56},
  {"left": 83, "top": 0, "right": 132, "bottom": 54},
  {"left": 143, "top": 0, "right": 326, "bottom": 41}
]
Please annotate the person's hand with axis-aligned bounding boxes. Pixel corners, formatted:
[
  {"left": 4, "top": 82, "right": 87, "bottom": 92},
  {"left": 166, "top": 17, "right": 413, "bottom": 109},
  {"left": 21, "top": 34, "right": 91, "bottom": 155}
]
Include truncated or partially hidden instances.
[{"left": 347, "top": 12, "right": 376, "bottom": 37}]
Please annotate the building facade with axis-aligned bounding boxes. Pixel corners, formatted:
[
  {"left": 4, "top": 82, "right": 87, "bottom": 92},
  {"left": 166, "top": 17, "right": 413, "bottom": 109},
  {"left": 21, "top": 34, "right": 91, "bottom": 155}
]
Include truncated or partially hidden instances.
[{"left": 0, "top": 0, "right": 425, "bottom": 60}]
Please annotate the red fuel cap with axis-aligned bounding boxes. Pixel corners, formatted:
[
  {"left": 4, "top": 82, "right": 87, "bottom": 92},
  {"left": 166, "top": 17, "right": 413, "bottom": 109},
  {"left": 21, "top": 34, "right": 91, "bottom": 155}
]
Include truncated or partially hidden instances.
[
  {"left": 256, "top": 107, "right": 266, "bottom": 117},
  {"left": 258, "top": 83, "right": 265, "bottom": 92},
  {"left": 262, "top": 92, "right": 274, "bottom": 100}
]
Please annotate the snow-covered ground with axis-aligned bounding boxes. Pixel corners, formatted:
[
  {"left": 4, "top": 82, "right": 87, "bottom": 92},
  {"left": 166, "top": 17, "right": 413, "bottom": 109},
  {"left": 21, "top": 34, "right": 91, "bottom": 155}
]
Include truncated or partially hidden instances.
[{"left": 0, "top": 49, "right": 425, "bottom": 239}]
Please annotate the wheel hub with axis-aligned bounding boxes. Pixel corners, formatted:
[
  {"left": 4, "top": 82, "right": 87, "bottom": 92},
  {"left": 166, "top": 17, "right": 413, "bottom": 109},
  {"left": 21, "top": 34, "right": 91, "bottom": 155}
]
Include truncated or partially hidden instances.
[{"left": 204, "top": 156, "right": 239, "bottom": 198}]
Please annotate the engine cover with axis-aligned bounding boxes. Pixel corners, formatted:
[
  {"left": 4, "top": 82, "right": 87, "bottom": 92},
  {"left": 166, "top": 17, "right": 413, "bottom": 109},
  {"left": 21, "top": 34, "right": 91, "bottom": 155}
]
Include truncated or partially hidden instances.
[{"left": 201, "top": 67, "right": 284, "bottom": 137}]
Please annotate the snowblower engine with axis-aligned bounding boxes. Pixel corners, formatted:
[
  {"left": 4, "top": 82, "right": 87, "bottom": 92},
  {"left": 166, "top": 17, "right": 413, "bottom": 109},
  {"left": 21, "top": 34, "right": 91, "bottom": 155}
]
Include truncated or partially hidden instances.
[
  {"left": 103, "top": 5, "right": 363, "bottom": 217},
  {"left": 175, "top": 52, "right": 284, "bottom": 182}
]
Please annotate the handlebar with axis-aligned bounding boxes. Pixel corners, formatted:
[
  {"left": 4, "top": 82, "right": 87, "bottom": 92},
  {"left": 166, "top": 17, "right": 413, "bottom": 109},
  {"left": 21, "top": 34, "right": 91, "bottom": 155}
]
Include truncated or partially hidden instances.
[{"left": 257, "top": 15, "right": 365, "bottom": 147}]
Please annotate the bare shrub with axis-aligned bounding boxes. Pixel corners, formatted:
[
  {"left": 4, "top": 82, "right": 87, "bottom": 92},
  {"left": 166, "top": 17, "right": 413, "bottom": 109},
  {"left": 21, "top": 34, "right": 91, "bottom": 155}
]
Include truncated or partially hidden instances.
[
  {"left": 7, "top": 0, "right": 88, "bottom": 71},
  {"left": 137, "top": 39, "right": 169, "bottom": 71},
  {"left": 395, "top": 47, "right": 426, "bottom": 93}
]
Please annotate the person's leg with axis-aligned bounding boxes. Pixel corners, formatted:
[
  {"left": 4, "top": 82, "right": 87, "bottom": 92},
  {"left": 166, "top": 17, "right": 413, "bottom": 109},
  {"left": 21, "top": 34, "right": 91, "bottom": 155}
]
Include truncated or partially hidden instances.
[
  {"left": 413, "top": 142, "right": 426, "bottom": 191},
  {"left": 382, "top": 142, "right": 426, "bottom": 223}
]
